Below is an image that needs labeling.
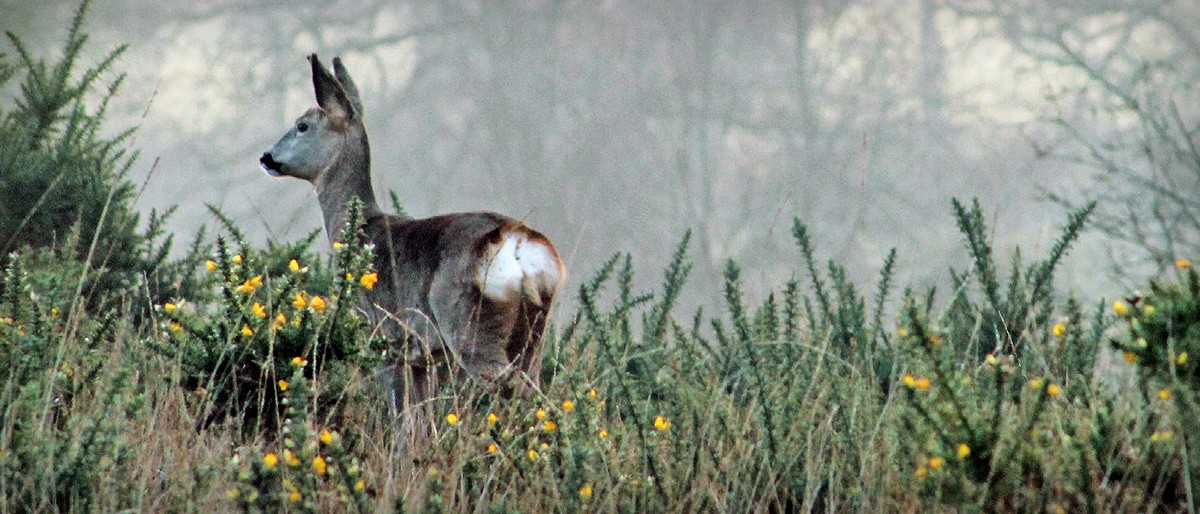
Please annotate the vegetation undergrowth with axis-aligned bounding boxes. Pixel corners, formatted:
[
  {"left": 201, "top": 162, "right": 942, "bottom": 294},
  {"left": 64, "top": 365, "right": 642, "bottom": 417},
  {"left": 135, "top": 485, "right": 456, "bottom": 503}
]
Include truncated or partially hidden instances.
[{"left": 1, "top": 3, "right": 1197, "bottom": 513}]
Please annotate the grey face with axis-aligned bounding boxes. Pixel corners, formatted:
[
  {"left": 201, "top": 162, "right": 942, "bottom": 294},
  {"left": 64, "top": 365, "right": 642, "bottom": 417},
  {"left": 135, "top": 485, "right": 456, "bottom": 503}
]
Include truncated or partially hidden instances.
[{"left": 259, "top": 107, "right": 344, "bottom": 182}]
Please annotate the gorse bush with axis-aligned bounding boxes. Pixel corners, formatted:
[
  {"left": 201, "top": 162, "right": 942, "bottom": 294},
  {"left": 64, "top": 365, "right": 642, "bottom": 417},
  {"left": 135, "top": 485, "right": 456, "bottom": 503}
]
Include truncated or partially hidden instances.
[
  {"left": 0, "top": 249, "right": 145, "bottom": 512},
  {"left": 152, "top": 200, "right": 381, "bottom": 434},
  {"left": 0, "top": 0, "right": 169, "bottom": 313},
  {"left": 377, "top": 198, "right": 1141, "bottom": 513},
  {"left": 0, "top": 201, "right": 383, "bottom": 511},
  {"left": 3, "top": 193, "right": 1196, "bottom": 512},
  {"left": 1111, "top": 260, "right": 1200, "bottom": 506}
]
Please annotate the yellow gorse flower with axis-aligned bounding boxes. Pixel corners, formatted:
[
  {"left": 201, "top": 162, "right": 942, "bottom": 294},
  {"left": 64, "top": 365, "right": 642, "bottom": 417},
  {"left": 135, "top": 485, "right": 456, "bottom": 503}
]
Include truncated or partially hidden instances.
[
  {"left": 289, "top": 259, "right": 300, "bottom": 271},
  {"left": 236, "top": 281, "right": 255, "bottom": 294},
  {"left": 914, "top": 378, "right": 931, "bottom": 390},
  {"left": 579, "top": 485, "right": 593, "bottom": 499},
  {"left": 170, "top": 322, "right": 183, "bottom": 333},
  {"left": 1047, "top": 384, "right": 1061, "bottom": 396},
  {"left": 289, "top": 489, "right": 301, "bottom": 501},
  {"left": 487, "top": 412, "right": 499, "bottom": 426},
  {"left": 543, "top": 420, "right": 558, "bottom": 431},
  {"left": 241, "top": 325, "right": 254, "bottom": 337},
  {"left": 1177, "top": 259, "right": 1192, "bottom": 269},
  {"left": 1151, "top": 430, "right": 1174, "bottom": 442},
  {"left": 333, "top": 242, "right": 344, "bottom": 250},
  {"left": 957, "top": 444, "right": 970, "bottom": 459},
  {"left": 1052, "top": 324, "right": 1066, "bottom": 336},
  {"left": 263, "top": 453, "right": 277, "bottom": 468},
  {"left": 320, "top": 429, "right": 334, "bottom": 444},
  {"left": 929, "top": 457, "right": 944, "bottom": 469},
  {"left": 164, "top": 302, "right": 178, "bottom": 312},
  {"left": 274, "top": 313, "right": 287, "bottom": 330},
  {"left": 599, "top": 429, "right": 608, "bottom": 439},
  {"left": 252, "top": 302, "right": 267, "bottom": 318},
  {"left": 1159, "top": 389, "right": 1172, "bottom": 400},
  {"left": 488, "top": 443, "right": 498, "bottom": 454},
  {"left": 536, "top": 408, "right": 547, "bottom": 419},
  {"left": 249, "top": 275, "right": 263, "bottom": 287},
  {"left": 446, "top": 413, "right": 459, "bottom": 425},
  {"left": 654, "top": 416, "right": 672, "bottom": 431},
  {"left": 588, "top": 389, "right": 598, "bottom": 398},
  {"left": 903, "top": 375, "right": 916, "bottom": 387},
  {"left": 310, "top": 296, "right": 327, "bottom": 311},
  {"left": 1028, "top": 379, "right": 1044, "bottom": 389},
  {"left": 292, "top": 293, "right": 307, "bottom": 309},
  {"left": 278, "top": 380, "right": 289, "bottom": 391},
  {"left": 206, "top": 260, "right": 217, "bottom": 271},
  {"left": 232, "top": 254, "right": 243, "bottom": 264},
  {"left": 313, "top": 456, "right": 327, "bottom": 475},
  {"left": 527, "top": 449, "right": 538, "bottom": 460},
  {"left": 292, "top": 356, "right": 307, "bottom": 366},
  {"left": 360, "top": 273, "right": 379, "bottom": 289},
  {"left": 1113, "top": 301, "right": 1128, "bottom": 315},
  {"left": 562, "top": 400, "right": 575, "bottom": 411}
]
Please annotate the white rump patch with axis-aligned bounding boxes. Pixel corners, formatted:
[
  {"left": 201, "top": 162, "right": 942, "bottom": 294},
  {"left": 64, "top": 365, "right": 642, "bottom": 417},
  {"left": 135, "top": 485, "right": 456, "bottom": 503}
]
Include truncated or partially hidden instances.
[{"left": 478, "top": 231, "right": 562, "bottom": 305}]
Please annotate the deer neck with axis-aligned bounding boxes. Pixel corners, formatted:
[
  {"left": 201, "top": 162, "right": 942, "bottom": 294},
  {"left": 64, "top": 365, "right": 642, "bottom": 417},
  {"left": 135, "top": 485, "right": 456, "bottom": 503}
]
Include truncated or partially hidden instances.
[{"left": 314, "top": 126, "right": 383, "bottom": 243}]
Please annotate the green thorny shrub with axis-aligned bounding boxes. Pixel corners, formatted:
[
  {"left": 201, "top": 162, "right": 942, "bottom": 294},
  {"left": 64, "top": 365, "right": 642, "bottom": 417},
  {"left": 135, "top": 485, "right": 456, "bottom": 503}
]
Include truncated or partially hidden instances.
[
  {"left": 0, "top": 250, "right": 147, "bottom": 512},
  {"left": 0, "top": 198, "right": 385, "bottom": 512},
  {"left": 1111, "top": 260, "right": 1200, "bottom": 511},
  {"left": 894, "top": 198, "right": 1192, "bottom": 512},
  {"left": 0, "top": 0, "right": 184, "bottom": 314},
  {"left": 2, "top": 192, "right": 1193, "bottom": 512},
  {"left": 226, "top": 367, "right": 373, "bottom": 514},
  {"left": 151, "top": 199, "right": 383, "bottom": 434},
  {"left": 406, "top": 198, "right": 1106, "bottom": 513}
]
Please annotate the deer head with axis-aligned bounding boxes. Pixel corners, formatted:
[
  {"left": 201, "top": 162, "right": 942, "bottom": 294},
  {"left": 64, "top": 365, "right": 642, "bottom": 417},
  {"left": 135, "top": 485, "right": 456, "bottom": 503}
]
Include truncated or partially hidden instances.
[
  {"left": 260, "top": 55, "right": 379, "bottom": 240},
  {"left": 260, "top": 55, "right": 364, "bottom": 181}
]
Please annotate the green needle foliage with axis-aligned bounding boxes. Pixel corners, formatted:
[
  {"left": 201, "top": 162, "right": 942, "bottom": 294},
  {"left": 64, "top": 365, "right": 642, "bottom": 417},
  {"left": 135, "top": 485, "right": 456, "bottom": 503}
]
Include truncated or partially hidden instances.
[
  {"left": 1112, "top": 261, "right": 1200, "bottom": 512},
  {"left": 0, "top": 0, "right": 195, "bottom": 316},
  {"left": 151, "top": 199, "right": 379, "bottom": 435}
]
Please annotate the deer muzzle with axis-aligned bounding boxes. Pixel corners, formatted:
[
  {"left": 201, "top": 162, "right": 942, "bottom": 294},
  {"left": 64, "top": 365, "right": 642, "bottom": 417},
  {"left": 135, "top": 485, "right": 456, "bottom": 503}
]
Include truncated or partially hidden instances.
[{"left": 259, "top": 152, "right": 284, "bottom": 176}]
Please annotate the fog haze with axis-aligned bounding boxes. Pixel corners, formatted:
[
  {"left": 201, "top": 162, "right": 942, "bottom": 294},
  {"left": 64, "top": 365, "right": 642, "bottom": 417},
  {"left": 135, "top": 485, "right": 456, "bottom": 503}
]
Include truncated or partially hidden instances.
[{"left": 4, "top": 0, "right": 1197, "bottom": 315}]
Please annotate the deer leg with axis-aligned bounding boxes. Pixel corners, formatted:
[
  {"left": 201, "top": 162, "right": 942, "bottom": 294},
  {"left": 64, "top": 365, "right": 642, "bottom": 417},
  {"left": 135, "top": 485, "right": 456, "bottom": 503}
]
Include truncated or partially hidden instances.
[
  {"left": 429, "top": 297, "right": 528, "bottom": 394},
  {"left": 508, "top": 302, "right": 549, "bottom": 388},
  {"left": 380, "top": 361, "right": 435, "bottom": 459}
]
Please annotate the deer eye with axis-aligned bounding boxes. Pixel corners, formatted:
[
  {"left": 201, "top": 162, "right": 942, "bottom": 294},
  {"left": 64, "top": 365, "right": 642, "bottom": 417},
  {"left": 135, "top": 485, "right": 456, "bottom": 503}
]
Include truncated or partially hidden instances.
[{"left": 297, "top": 122, "right": 309, "bottom": 133}]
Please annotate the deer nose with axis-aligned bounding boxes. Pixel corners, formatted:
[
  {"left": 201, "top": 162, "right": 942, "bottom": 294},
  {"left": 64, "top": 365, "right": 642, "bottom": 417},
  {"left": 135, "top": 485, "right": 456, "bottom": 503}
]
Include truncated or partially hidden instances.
[{"left": 260, "top": 152, "right": 283, "bottom": 176}]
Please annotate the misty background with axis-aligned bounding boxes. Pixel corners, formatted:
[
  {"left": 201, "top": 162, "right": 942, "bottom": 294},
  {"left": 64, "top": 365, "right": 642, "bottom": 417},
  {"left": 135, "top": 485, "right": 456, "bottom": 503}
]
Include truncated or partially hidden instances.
[{"left": 3, "top": 0, "right": 1197, "bottom": 317}]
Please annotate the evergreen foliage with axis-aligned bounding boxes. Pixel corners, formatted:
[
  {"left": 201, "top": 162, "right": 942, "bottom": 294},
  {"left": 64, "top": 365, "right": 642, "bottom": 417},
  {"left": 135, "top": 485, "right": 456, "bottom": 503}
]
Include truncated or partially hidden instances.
[{"left": 0, "top": 0, "right": 166, "bottom": 311}]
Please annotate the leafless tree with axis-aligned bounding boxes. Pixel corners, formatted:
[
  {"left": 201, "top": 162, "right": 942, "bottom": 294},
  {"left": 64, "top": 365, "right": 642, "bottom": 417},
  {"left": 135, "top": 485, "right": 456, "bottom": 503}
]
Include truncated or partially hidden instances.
[{"left": 950, "top": 0, "right": 1200, "bottom": 279}]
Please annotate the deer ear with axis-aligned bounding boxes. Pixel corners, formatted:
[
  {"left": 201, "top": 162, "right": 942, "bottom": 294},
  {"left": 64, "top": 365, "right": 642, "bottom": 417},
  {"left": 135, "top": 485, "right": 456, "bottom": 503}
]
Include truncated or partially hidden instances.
[
  {"left": 309, "top": 54, "right": 353, "bottom": 120},
  {"left": 332, "top": 57, "right": 363, "bottom": 118}
]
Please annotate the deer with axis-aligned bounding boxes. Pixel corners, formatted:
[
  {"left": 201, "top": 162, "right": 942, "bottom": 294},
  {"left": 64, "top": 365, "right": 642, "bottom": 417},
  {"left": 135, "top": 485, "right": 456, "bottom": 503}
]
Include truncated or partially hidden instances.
[{"left": 259, "top": 54, "right": 565, "bottom": 452}]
